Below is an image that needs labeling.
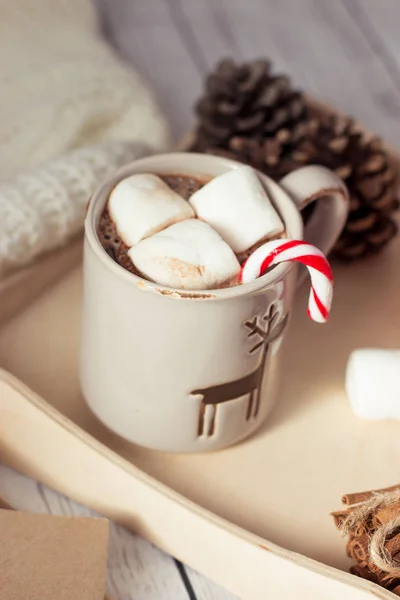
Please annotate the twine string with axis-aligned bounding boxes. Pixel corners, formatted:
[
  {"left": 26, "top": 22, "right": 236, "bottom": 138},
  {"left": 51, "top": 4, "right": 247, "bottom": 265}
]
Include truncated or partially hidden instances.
[{"left": 340, "top": 489, "right": 400, "bottom": 576}]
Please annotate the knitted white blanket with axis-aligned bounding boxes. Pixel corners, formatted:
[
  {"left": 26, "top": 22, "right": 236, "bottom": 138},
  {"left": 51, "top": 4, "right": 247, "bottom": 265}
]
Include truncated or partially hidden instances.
[{"left": 0, "top": 0, "right": 170, "bottom": 277}]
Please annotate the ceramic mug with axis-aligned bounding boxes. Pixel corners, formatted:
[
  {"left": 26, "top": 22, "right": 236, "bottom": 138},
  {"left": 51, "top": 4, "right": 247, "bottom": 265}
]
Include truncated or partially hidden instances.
[{"left": 81, "top": 153, "right": 348, "bottom": 453}]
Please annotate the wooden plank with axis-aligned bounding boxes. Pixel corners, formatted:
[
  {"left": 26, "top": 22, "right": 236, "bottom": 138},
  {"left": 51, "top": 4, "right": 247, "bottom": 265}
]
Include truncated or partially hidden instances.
[
  {"left": 98, "top": 0, "right": 400, "bottom": 148},
  {"left": 165, "top": 0, "right": 244, "bottom": 63},
  {"left": 186, "top": 565, "right": 241, "bottom": 600},
  {"left": 215, "top": 0, "right": 400, "bottom": 146},
  {"left": 344, "top": 0, "right": 400, "bottom": 91},
  {"left": 0, "top": 466, "right": 189, "bottom": 600},
  {"left": 96, "top": 0, "right": 204, "bottom": 140}
]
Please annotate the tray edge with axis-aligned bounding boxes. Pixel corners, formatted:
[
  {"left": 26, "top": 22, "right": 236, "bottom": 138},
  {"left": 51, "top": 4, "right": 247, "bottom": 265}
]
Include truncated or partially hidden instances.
[
  {"left": 0, "top": 236, "right": 82, "bottom": 328},
  {"left": 0, "top": 368, "right": 394, "bottom": 600}
]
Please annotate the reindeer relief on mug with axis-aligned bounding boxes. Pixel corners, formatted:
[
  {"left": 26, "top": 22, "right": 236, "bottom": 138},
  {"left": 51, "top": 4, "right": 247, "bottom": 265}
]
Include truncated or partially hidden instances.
[{"left": 191, "top": 303, "right": 289, "bottom": 439}]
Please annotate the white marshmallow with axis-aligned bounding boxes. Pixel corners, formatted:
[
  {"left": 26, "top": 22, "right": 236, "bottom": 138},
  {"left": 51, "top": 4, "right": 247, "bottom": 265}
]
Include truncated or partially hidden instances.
[
  {"left": 128, "top": 219, "right": 240, "bottom": 290},
  {"left": 346, "top": 349, "right": 400, "bottom": 419},
  {"left": 108, "top": 173, "right": 194, "bottom": 246},
  {"left": 189, "top": 165, "right": 284, "bottom": 254}
]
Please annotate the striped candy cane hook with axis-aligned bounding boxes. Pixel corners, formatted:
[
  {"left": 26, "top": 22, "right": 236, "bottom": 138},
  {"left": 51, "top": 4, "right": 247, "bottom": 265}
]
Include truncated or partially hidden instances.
[{"left": 240, "top": 239, "right": 333, "bottom": 323}]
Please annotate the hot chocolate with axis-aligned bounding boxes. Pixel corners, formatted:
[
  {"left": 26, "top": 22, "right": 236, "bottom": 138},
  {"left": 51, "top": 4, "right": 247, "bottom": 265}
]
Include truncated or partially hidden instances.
[
  {"left": 98, "top": 174, "right": 206, "bottom": 276},
  {"left": 97, "top": 168, "right": 286, "bottom": 289}
]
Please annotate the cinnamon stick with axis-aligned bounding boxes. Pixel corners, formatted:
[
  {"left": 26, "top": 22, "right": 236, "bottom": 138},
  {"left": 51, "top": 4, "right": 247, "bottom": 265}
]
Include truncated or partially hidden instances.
[
  {"left": 367, "top": 560, "right": 386, "bottom": 577},
  {"left": 332, "top": 508, "right": 370, "bottom": 536},
  {"left": 390, "top": 584, "right": 400, "bottom": 596},
  {"left": 373, "top": 502, "right": 400, "bottom": 528},
  {"left": 353, "top": 520, "right": 369, "bottom": 537},
  {"left": 331, "top": 509, "right": 351, "bottom": 529},
  {"left": 381, "top": 572, "right": 400, "bottom": 586},
  {"left": 342, "top": 484, "right": 400, "bottom": 506},
  {"left": 346, "top": 536, "right": 355, "bottom": 559},
  {"left": 350, "top": 564, "right": 379, "bottom": 584},
  {"left": 346, "top": 534, "right": 370, "bottom": 563},
  {"left": 385, "top": 532, "right": 400, "bottom": 563}
]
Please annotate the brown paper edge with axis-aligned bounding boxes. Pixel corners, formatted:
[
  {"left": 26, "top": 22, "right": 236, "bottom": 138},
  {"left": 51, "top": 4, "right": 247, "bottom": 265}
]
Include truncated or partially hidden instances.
[{"left": 0, "top": 496, "right": 111, "bottom": 600}]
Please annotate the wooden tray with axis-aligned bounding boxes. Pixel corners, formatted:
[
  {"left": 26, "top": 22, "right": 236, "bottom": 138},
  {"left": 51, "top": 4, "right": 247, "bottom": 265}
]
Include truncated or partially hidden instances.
[{"left": 1, "top": 102, "right": 400, "bottom": 600}]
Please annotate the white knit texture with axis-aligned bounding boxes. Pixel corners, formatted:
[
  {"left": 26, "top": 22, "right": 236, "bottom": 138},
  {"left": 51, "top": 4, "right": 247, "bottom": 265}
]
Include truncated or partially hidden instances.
[
  {"left": 0, "top": 0, "right": 171, "bottom": 276},
  {"left": 0, "top": 141, "right": 151, "bottom": 275}
]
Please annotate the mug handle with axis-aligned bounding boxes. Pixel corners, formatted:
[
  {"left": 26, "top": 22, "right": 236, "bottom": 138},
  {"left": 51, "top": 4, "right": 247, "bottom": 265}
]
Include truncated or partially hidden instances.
[{"left": 279, "top": 164, "right": 349, "bottom": 257}]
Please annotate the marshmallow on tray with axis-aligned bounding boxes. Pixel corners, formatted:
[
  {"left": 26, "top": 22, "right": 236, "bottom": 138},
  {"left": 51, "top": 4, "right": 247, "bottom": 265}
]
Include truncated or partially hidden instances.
[
  {"left": 346, "top": 348, "right": 400, "bottom": 419},
  {"left": 108, "top": 173, "right": 194, "bottom": 246},
  {"left": 189, "top": 165, "right": 284, "bottom": 254},
  {"left": 128, "top": 219, "right": 241, "bottom": 290}
]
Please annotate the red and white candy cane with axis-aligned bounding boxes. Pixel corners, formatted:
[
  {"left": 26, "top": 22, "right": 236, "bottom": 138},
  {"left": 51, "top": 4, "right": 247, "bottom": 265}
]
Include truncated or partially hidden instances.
[{"left": 240, "top": 239, "right": 333, "bottom": 323}]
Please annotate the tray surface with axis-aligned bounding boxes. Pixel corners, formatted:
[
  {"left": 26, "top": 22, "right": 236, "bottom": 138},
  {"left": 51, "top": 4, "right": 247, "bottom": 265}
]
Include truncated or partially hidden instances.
[{"left": 1, "top": 228, "right": 399, "bottom": 575}]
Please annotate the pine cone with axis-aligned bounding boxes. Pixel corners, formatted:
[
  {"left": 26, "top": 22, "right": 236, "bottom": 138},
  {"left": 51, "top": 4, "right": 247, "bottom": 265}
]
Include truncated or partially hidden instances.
[
  {"left": 206, "top": 114, "right": 399, "bottom": 261},
  {"left": 192, "top": 58, "right": 308, "bottom": 151},
  {"left": 206, "top": 122, "right": 311, "bottom": 180},
  {"left": 303, "top": 116, "right": 399, "bottom": 260},
  {"left": 192, "top": 58, "right": 399, "bottom": 261}
]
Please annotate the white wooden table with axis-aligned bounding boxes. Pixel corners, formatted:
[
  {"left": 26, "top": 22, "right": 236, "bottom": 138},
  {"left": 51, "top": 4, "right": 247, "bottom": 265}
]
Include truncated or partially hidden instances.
[{"left": 2, "top": 1, "right": 400, "bottom": 598}]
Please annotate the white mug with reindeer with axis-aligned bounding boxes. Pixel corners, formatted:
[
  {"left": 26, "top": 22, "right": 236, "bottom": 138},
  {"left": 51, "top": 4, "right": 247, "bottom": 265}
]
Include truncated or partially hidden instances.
[{"left": 81, "top": 153, "right": 348, "bottom": 453}]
